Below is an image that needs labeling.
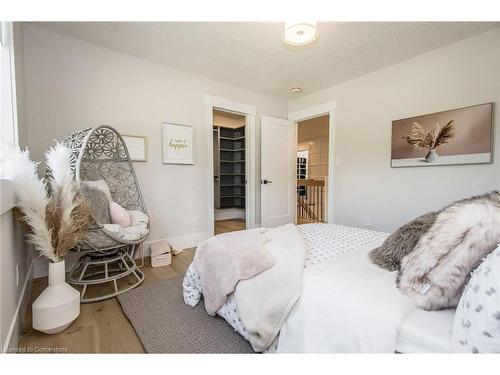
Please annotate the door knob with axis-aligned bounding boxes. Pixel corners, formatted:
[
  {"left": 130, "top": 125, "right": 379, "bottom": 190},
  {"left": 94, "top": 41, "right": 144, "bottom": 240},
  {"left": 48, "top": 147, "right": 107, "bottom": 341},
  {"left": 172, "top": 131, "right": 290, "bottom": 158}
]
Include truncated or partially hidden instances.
[{"left": 261, "top": 179, "right": 272, "bottom": 184}]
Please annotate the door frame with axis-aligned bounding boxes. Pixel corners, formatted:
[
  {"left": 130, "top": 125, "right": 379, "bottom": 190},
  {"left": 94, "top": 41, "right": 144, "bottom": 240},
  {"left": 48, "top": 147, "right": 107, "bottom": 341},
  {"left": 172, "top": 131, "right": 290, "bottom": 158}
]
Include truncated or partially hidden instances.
[
  {"left": 288, "top": 100, "right": 337, "bottom": 224},
  {"left": 204, "top": 95, "right": 257, "bottom": 236}
]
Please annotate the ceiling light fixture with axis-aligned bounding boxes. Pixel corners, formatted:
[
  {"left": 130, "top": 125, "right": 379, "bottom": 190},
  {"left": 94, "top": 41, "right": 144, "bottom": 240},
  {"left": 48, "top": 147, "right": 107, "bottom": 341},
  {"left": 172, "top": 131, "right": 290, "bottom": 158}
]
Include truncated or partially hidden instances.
[
  {"left": 290, "top": 86, "right": 302, "bottom": 94},
  {"left": 283, "top": 22, "right": 318, "bottom": 46}
]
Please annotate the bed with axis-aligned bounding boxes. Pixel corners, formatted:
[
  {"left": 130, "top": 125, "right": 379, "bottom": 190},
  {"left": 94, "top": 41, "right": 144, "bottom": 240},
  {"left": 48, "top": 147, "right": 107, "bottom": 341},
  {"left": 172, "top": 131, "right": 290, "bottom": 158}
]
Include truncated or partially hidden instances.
[{"left": 183, "top": 223, "right": 455, "bottom": 353}]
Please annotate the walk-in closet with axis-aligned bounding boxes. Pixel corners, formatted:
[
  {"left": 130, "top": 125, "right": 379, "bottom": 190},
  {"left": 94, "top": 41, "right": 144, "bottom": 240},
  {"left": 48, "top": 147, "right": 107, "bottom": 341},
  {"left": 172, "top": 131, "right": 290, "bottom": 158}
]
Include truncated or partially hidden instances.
[{"left": 213, "top": 109, "right": 246, "bottom": 234}]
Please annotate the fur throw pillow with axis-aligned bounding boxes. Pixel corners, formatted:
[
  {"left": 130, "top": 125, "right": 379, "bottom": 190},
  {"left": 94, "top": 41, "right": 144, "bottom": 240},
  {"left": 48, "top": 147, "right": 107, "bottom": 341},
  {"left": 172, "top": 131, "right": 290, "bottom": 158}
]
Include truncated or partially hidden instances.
[
  {"left": 81, "top": 179, "right": 112, "bottom": 202},
  {"left": 398, "top": 191, "right": 500, "bottom": 311},
  {"left": 369, "top": 211, "right": 437, "bottom": 271},
  {"left": 81, "top": 185, "right": 111, "bottom": 224}
]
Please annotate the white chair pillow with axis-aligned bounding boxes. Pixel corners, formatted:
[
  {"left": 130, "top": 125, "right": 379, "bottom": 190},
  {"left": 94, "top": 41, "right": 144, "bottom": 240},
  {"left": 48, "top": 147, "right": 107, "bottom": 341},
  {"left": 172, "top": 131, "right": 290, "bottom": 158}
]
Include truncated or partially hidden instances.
[
  {"left": 452, "top": 245, "right": 500, "bottom": 353},
  {"left": 109, "top": 201, "right": 131, "bottom": 227}
]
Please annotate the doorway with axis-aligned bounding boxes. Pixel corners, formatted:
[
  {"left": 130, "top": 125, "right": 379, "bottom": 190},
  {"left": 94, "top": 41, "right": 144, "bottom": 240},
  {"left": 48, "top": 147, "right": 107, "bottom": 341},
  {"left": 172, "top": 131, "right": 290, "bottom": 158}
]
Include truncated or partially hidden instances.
[
  {"left": 213, "top": 109, "right": 247, "bottom": 234},
  {"left": 296, "top": 114, "right": 329, "bottom": 224}
]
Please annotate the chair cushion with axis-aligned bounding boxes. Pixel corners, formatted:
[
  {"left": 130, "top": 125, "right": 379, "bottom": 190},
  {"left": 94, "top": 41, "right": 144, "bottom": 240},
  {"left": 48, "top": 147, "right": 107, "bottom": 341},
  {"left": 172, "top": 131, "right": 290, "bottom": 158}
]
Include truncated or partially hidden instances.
[
  {"left": 102, "top": 209, "right": 149, "bottom": 241},
  {"left": 110, "top": 201, "right": 131, "bottom": 227}
]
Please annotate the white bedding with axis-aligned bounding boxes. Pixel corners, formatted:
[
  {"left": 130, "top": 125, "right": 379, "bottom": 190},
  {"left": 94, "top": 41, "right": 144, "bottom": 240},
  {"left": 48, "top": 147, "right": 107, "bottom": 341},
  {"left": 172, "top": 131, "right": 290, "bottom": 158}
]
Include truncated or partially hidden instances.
[
  {"left": 396, "top": 308, "right": 455, "bottom": 353},
  {"left": 183, "top": 223, "right": 456, "bottom": 353},
  {"left": 278, "top": 244, "right": 416, "bottom": 352}
]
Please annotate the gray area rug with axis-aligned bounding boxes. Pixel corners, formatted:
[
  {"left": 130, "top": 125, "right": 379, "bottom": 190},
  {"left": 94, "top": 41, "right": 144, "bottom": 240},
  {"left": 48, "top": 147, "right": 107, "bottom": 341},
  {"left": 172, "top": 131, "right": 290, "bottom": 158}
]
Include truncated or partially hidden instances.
[{"left": 117, "top": 276, "right": 254, "bottom": 353}]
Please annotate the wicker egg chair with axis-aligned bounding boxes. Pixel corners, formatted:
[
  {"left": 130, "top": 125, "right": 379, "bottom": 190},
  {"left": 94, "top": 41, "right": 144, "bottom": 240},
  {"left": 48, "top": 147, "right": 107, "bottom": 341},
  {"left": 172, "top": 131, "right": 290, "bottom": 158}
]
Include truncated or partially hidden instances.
[{"left": 58, "top": 125, "right": 149, "bottom": 303}]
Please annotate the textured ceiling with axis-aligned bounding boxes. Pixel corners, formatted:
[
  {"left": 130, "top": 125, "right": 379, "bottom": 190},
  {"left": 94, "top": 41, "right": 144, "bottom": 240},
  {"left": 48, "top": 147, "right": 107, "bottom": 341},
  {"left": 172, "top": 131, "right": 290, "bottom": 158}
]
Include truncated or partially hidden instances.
[{"left": 32, "top": 22, "right": 499, "bottom": 98}]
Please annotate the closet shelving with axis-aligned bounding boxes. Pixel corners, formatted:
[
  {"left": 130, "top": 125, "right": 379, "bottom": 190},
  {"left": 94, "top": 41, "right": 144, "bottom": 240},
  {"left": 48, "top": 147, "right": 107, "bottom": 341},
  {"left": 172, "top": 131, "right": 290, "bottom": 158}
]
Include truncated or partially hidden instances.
[{"left": 214, "top": 125, "right": 246, "bottom": 209}]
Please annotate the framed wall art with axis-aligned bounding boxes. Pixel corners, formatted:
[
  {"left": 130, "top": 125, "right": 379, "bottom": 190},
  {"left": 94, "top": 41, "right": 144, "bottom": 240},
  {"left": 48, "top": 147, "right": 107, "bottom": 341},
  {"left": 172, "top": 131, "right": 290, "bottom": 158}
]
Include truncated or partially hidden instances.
[
  {"left": 122, "top": 135, "right": 147, "bottom": 162},
  {"left": 391, "top": 103, "right": 493, "bottom": 168},
  {"left": 162, "top": 122, "right": 195, "bottom": 164}
]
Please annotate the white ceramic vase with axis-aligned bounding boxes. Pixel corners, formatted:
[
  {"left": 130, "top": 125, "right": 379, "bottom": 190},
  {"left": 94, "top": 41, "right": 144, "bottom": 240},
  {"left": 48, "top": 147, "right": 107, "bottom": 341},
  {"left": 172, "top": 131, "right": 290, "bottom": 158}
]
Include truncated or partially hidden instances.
[
  {"left": 32, "top": 260, "right": 80, "bottom": 334},
  {"left": 425, "top": 148, "right": 439, "bottom": 163}
]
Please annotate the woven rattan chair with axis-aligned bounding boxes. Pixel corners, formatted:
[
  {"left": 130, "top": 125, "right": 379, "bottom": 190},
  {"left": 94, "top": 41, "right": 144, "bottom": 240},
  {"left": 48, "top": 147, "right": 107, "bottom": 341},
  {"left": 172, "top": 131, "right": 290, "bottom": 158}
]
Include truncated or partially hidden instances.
[{"left": 58, "top": 125, "right": 149, "bottom": 303}]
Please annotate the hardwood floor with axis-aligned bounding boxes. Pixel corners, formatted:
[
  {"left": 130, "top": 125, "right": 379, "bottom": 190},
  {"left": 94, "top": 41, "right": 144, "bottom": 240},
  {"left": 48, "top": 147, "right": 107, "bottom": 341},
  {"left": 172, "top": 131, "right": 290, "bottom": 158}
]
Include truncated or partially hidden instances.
[
  {"left": 214, "top": 219, "right": 246, "bottom": 235},
  {"left": 17, "top": 249, "right": 195, "bottom": 354},
  {"left": 296, "top": 218, "right": 323, "bottom": 225}
]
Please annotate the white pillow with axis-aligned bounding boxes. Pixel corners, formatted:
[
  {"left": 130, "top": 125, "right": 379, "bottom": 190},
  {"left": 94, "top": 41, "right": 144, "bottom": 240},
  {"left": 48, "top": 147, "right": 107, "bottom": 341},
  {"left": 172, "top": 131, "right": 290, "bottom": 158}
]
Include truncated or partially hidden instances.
[
  {"left": 81, "top": 179, "right": 112, "bottom": 202},
  {"left": 109, "top": 201, "right": 131, "bottom": 227},
  {"left": 451, "top": 245, "right": 500, "bottom": 353}
]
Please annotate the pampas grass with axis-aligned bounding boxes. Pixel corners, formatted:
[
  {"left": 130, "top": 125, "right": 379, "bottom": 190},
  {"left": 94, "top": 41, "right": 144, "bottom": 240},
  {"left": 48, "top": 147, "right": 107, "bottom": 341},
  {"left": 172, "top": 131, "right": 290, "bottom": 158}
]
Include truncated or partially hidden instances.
[
  {"left": 0, "top": 143, "right": 92, "bottom": 262},
  {"left": 403, "top": 120, "right": 456, "bottom": 152}
]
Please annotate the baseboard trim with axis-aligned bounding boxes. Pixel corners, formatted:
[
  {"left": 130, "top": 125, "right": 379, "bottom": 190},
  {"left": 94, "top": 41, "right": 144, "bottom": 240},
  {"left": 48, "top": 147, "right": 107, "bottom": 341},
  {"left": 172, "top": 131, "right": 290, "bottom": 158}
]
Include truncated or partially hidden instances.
[
  {"left": 3, "top": 259, "right": 34, "bottom": 352},
  {"left": 141, "top": 231, "right": 210, "bottom": 258},
  {"left": 214, "top": 208, "right": 245, "bottom": 221},
  {"left": 32, "top": 231, "right": 212, "bottom": 278}
]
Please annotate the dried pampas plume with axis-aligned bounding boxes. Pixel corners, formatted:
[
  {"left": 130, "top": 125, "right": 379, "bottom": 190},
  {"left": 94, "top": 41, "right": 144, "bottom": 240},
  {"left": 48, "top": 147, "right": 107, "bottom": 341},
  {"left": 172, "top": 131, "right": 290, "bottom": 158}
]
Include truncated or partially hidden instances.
[
  {"left": 1, "top": 144, "right": 56, "bottom": 261},
  {"left": 45, "top": 144, "right": 92, "bottom": 259},
  {"left": 403, "top": 120, "right": 456, "bottom": 152},
  {"left": 0, "top": 142, "right": 92, "bottom": 262}
]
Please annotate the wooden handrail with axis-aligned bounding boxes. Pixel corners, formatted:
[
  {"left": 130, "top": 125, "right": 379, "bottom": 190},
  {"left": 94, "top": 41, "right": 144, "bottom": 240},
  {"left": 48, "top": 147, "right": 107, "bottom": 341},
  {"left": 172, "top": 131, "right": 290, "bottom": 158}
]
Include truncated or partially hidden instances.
[{"left": 297, "top": 179, "right": 325, "bottom": 187}]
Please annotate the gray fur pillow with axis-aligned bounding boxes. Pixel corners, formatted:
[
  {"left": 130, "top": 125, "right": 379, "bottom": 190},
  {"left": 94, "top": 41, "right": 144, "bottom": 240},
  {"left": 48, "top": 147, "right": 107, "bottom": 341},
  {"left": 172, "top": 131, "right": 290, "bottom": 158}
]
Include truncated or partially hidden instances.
[
  {"left": 398, "top": 191, "right": 500, "bottom": 311},
  {"left": 81, "top": 185, "right": 111, "bottom": 224},
  {"left": 369, "top": 212, "right": 437, "bottom": 271}
]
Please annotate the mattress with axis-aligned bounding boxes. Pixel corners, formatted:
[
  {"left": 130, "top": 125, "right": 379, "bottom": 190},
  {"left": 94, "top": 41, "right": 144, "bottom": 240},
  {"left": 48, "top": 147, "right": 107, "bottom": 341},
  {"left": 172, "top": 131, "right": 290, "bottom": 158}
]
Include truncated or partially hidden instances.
[{"left": 396, "top": 308, "right": 455, "bottom": 353}]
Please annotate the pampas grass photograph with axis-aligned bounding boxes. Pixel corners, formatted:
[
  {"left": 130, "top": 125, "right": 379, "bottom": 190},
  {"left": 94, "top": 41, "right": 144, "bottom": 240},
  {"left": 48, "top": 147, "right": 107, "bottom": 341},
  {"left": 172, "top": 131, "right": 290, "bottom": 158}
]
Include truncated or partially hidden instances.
[
  {"left": 391, "top": 103, "right": 493, "bottom": 167},
  {"left": 0, "top": 142, "right": 92, "bottom": 262}
]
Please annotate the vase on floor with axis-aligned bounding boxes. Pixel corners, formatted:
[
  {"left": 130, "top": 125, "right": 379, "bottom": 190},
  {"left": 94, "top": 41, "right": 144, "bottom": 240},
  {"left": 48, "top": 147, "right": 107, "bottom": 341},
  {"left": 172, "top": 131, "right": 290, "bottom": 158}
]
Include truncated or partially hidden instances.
[
  {"left": 425, "top": 148, "right": 439, "bottom": 163},
  {"left": 32, "top": 260, "right": 80, "bottom": 334}
]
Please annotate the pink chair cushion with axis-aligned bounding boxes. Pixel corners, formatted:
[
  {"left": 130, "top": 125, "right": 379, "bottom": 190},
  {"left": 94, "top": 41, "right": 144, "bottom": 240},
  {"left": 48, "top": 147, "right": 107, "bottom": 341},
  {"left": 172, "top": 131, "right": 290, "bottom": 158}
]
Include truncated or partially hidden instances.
[{"left": 109, "top": 201, "right": 131, "bottom": 227}]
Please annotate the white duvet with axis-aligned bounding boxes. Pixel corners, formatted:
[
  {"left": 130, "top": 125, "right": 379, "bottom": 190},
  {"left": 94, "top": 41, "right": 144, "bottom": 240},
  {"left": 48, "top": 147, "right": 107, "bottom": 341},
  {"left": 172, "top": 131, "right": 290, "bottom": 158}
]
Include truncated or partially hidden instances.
[{"left": 277, "top": 244, "right": 415, "bottom": 353}]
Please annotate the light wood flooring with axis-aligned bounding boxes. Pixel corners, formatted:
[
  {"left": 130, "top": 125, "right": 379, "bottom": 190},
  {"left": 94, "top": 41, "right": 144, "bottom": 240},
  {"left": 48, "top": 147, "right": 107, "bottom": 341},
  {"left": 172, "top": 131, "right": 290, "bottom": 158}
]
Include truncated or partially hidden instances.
[
  {"left": 214, "top": 219, "right": 246, "bottom": 235},
  {"left": 296, "top": 218, "right": 323, "bottom": 225},
  {"left": 17, "top": 249, "right": 195, "bottom": 354}
]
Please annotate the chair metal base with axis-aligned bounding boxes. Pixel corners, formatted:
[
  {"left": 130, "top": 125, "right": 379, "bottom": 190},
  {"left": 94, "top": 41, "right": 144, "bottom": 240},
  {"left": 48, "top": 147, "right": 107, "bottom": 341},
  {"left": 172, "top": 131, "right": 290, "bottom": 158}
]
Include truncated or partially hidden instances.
[{"left": 68, "top": 247, "right": 144, "bottom": 303}]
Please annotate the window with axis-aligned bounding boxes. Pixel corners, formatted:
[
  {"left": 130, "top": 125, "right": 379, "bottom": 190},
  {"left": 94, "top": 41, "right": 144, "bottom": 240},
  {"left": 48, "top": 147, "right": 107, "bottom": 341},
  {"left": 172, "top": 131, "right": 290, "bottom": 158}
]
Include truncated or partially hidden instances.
[
  {"left": 0, "top": 22, "right": 19, "bottom": 179},
  {"left": 1, "top": 22, "right": 18, "bottom": 148}
]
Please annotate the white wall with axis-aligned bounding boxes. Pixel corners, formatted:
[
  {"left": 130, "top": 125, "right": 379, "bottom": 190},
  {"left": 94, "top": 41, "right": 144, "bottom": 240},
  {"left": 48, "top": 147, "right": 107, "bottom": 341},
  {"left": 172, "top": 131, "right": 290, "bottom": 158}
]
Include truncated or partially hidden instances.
[
  {"left": 0, "top": 187, "right": 32, "bottom": 350},
  {"left": 22, "top": 25, "right": 288, "bottom": 256},
  {"left": 289, "top": 29, "right": 500, "bottom": 232}
]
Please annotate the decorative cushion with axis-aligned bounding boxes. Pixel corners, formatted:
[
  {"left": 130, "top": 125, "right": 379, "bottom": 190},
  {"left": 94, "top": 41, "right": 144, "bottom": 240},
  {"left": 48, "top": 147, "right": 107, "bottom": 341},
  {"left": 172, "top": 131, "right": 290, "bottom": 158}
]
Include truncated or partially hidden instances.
[
  {"left": 81, "top": 179, "right": 112, "bottom": 202},
  {"left": 452, "top": 245, "right": 500, "bottom": 353},
  {"left": 369, "top": 211, "right": 437, "bottom": 271},
  {"left": 109, "top": 201, "right": 131, "bottom": 227},
  {"left": 398, "top": 191, "right": 500, "bottom": 310},
  {"left": 81, "top": 185, "right": 111, "bottom": 224}
]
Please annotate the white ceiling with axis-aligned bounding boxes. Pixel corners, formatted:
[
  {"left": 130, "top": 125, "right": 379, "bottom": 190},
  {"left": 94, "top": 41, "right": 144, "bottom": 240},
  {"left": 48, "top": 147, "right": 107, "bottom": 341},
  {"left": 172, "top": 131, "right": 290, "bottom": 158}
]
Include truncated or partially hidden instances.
[{"left": 33, "top": 22, "right": 499, "bottom": 98}]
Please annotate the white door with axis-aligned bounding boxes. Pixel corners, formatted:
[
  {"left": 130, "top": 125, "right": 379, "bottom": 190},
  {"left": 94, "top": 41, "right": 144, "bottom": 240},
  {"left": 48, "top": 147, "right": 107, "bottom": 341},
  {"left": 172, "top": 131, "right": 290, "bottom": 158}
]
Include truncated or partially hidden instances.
[{"left": 261, "top": 116, "right": 296, "bottom": 227}]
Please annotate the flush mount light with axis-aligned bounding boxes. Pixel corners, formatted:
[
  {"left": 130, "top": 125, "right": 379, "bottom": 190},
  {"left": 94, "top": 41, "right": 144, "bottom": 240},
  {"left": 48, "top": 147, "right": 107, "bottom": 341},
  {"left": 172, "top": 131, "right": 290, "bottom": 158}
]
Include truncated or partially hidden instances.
[
  {"left": 283, "top": 22, "right": 318, "bottom": 46},
  {"left": 290, "top": 86, "right": 303, "bottom": 94}
]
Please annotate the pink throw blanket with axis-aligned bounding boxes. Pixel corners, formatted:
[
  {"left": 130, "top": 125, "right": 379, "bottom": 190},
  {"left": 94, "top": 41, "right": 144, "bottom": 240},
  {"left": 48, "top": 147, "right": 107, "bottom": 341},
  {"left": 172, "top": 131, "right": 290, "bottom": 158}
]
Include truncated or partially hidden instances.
[{"left": 193, "top": 228, "right": 275, "bottom": 315}]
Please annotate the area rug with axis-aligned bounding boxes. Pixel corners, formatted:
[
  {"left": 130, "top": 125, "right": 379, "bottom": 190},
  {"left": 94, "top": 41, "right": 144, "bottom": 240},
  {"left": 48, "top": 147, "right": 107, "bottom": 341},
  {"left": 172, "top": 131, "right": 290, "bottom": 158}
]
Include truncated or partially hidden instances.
[{"left": 117, "top": 276, "right": 254, "bottom": 353}]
